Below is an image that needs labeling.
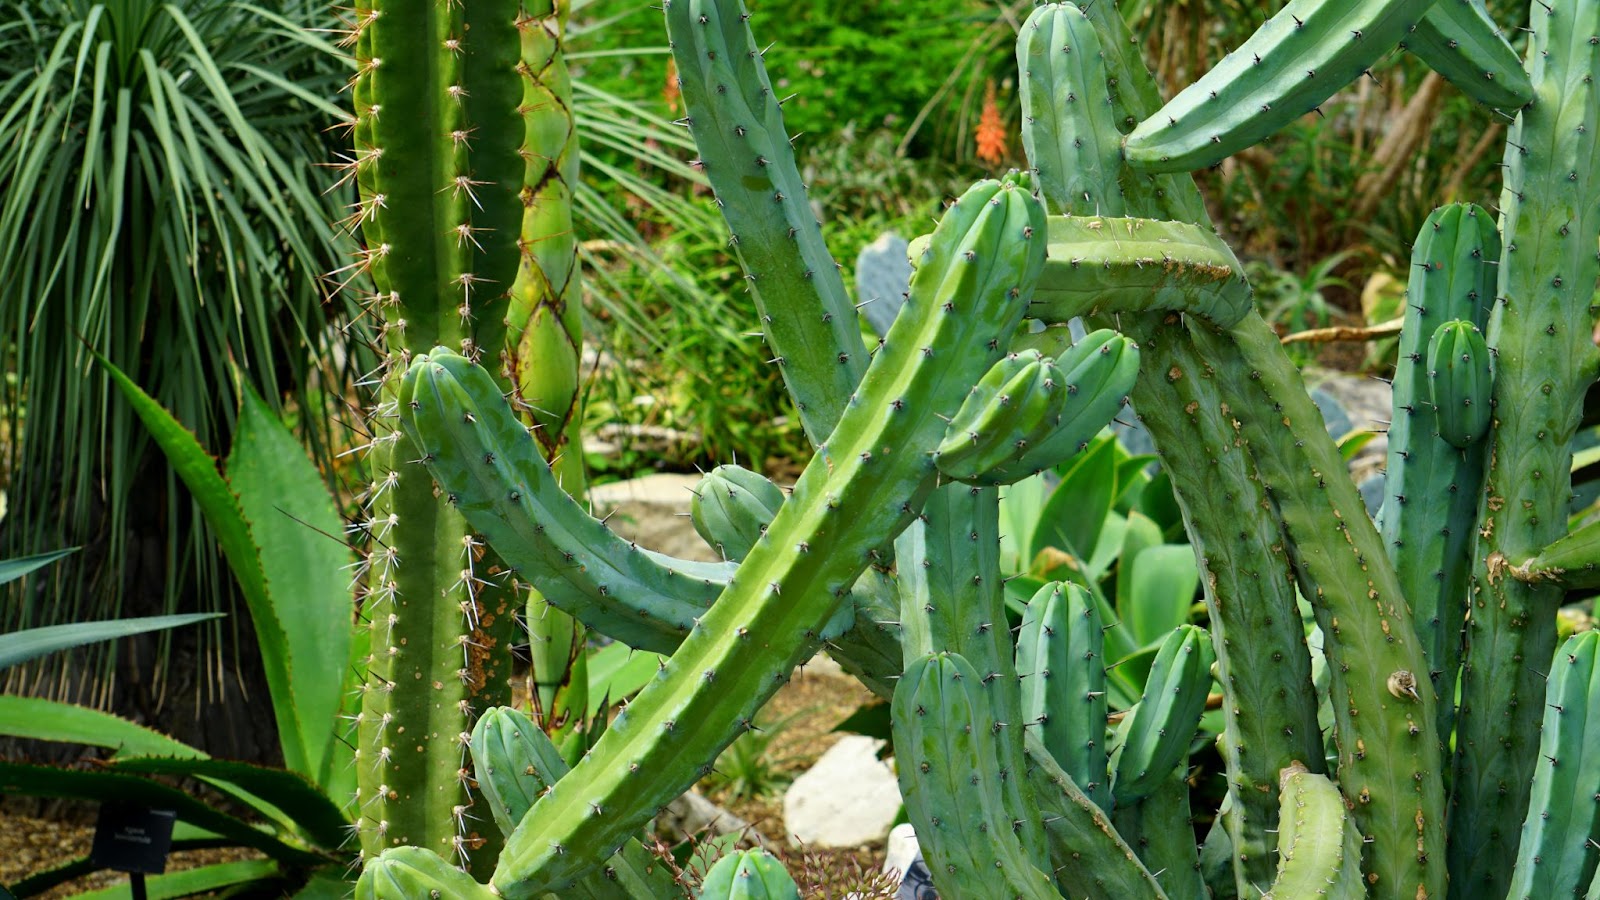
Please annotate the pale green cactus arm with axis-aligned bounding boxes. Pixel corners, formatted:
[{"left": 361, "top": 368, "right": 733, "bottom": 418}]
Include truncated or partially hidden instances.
[
  {"left": 1262, "top": 765, "right": 1364, "bottom": 900},
  {"left": 1407, "top": 0, "right": 1533, "bottom": 110}
]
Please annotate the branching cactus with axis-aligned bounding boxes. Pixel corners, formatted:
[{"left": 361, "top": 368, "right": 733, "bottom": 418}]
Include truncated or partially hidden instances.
[{"left": 336, "top": 1, "right": 1600, "bottom": 898}]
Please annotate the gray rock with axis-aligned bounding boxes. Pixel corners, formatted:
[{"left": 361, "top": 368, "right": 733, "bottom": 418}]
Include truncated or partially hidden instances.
[
  {"left": 855, "top": 233, "right": 912, "bottom": 337},
  {"left": 783, "top": 735, "right": 902, "bottom": 848},
  {"left": 660, "top": 789, "right": 766, "bottom": 847}
]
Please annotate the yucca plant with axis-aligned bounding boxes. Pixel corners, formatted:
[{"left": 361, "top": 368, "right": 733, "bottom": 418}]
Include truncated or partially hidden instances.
[{"left": 0, "top": 0, "right": 355, "bottom": 699}]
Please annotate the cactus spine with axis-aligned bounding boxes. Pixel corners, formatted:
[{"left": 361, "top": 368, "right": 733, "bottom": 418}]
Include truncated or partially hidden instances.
[
  {"left": 348, "top": 1, "right": 527, "bottom": 873},
  {"left": 1451, "top": 1, "right": 1600, "bottom": 892},
  {"left": 508, "top": 0, "right": 589, "bottom": 737},
  {"left": 1379, "top": 204, "right": 1497, "bottom": 745}
]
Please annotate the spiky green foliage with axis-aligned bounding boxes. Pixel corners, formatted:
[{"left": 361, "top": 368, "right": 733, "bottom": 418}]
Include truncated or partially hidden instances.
[
  {"left": 0, "top": 0, "right": 352, "bottom": 693},
  {"left": 1451, "top": 0, "right": 1600, "bottom": 891}
]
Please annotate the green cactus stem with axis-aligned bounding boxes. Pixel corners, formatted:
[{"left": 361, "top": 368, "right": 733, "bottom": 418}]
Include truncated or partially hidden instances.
[
  {"left": 892, "top": 483, "right": 1051, "bottom": 870},
  {"left": 893, "top": 652, "right": 1062, "bottom": 899},
  {"left": 934, "top": 351, "right": 1066, "bottom": 484},
  {"left": 1030, "top": 216, "right": 1253, "bottom": 329},
  {"left": 1111, "top": 768, "right": 1207, "bottom": 900},
  {"left": 691, "top": 465, "right": 786, "bottom": 562},
  {"left": 469, "top": 707, "right": 685, "bottom": 898},
  {"left": 1427, "top": 319, "right": 1493, "bottom": 450},
  {"left": 1018, "top": 3, "right": 1126, "bottom": 217},
  {"left": 1015, "top": 581, "right": 1110, "bottom": 805},
  {"left": 1505, "top": 632, "right": 1600, "bottom": 897},
  {"left": 698, "top": 849, "right": 801, "bottom": 900},
  {"left": 1110, "top": 625, "right": 1216, "bottom": 808},
  {"left": 1262, "top": 764, "right": 1363, "bottom": 900},
  {"left": 355, "top": 846, "right": 497, "bottom": 900},
  {"left": 1406, "top": 0, "right": 1534, "bottom": 110},
  {"left": 1191, "top": 312, "right": 1445, "bottom": 900},
  {"left": 1501, "top": 517, "right": 1600, "bottom": 588},
  {"left": 506, "top": 0, "right": 589, "bottom": 738},
  {"left": 349, "top": 0, "right": 530, "bottom": 874},
  {"left": 422, "top": 177, "right": 1045, "bottom": 895},
  {"left": 666, "top": 0, "right": 864, "bottom": 446},
  {"left": 1123, "top": 0, "right": 1440, "bottom": 173},
  {"left": 1378, "top": 204, "right": 1497, "bottom": 747},
  {"left": 1451, "top": 0, "right": 1600, "bottom": 892}
]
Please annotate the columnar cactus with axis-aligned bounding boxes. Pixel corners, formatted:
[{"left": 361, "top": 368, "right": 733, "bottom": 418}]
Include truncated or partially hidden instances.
[
  {"left": 1452, "top": 1, "right": 1600, "bottom": 892},
  {"left": 346, "top": 0, "right": 527, "bottom": 874}
]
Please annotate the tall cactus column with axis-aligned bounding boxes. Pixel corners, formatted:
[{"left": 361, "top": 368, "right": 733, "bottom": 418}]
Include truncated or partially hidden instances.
[
  {"left": 347, "top": 0, "right": 527, "bottom": 875},
  {"left": 504, "top": 0, "right": 589, "bottom": 734},
  {"left": 1451, "top": 0, "right": 1600, "bottom": 894}
]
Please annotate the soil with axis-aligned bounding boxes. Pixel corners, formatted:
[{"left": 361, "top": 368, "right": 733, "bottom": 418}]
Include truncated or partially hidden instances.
[{"left": 1, "top": 662, "right": 898, "bottom": 899}]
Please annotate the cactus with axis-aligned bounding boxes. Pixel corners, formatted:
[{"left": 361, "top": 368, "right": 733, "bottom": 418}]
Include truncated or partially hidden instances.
[
  {"left": 1378, "top": 204, "right": 1497, "bottom": 745},
  {"left": 347, "top": 0, "right": 527, "bottom": 873},
  {"left": 1262, "top": 765, "right": 1363, "bottom": 900},
  {"left": 1030, "top": 217, "right": 1253, "bottom": 329},
  {"left": 355, "top": 846, "right": 496, "bottom": 900},
  {"left": 892, "top": 652, "right": 1061, "bottom": 899},
  {"left": 1015, "top": 581, "right": 1110, "bottom": 804},
  {"left": 691, "top": 465, "right": 786, "bottom": 562},
  {"left": 509, "top": 0, "right": 589, "bottom": 735},
  {"left": 1504, "top": 518, "right": 1600, "bottom": 588},
  {"left": 1452, "top": 0, "right": 1600, "bottom": 891},
  {"left": 1505, "top": 632, "right": 1600, "bottom": 897},
  {"left": 1427, "top": 319, "right": 1494, "bottom": 450},
  {"left": 697, "top": 849, "right": 800, "bottom": 900},
  {"left": 1111, "top": 768, "right": 1207, "bottom": 900},
  {"left": 1018, "top": 3, "right": 1126, "bottom": 217},
  {"left": 460, "top": 176, "right": 1045, "bottom": 895},
  {"left": 979, "top": 330, "right": 1141, "bottom": 486},
  {"left": 934, "top": 350, "right": 1066, "bottom": 484},
  {"left": 1109, "top": 625, "right": 1217, "bottom": 808},
  {"left": 1406, "top": 0, "right": 1534, "bottom": 110},
  {"left": 1123, "top": 0, "right": 1438, "bottom": 173},
  {"left": 469, "top": 707, "right": 686, "bottom": 898}
]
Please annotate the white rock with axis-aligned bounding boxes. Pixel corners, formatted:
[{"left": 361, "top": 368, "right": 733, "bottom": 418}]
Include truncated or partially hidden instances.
[{"left": 783, "top": 735, "right": 901, "bottom": 848}]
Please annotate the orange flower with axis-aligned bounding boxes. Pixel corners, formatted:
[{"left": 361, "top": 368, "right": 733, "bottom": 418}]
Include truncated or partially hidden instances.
[
  {"left": 976, "top": 79, "right": 1008, "bottom": 166},
  {"left": 664, "top": 58, "right": 681, "bottom": 114}
]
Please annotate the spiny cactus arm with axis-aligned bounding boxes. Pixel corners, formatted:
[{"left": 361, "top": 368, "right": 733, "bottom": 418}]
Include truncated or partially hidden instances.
[
  {"left": 1261, "top": 765, "right": 1363, "bottom": 900},
  {"left": 1407, "top": 0, "right": 1533, "bottom": 110},
  {"left": 1452, "top": 2, "right": 1600, "bottom": 891},
  {"left": 1427, "top": 321, "right": 1493, "bottom": 449},
  {"left": 822, "top": 567, "right": 904, "bottom": 698},
  {"left": 1015, "top": 582, "right": 1111, "bottom": 805},
  {"left": 1110, "top": 625, "right": 1216, "bottom": 807},
  {"left": 1378, "top": 203, "right": 1497, "bottom": 745},
  {"left": 350, "top": 0, "right": 526, "bottom": 873},
  {"left": 1128, "top": 318, "right": 1322, "bottom": 894},
  {"left": 469, "top": 708, "right": 685, "bottom": 898},
  {"left": 1023, "top": 732, "right": 1169, "bottom": 899},
  {"left": 1110, "top": 768, "right": 1206, "bottom": 900},
  {"left": 1123, "top": 0, "right": 1440, "bottom": 173},
  {"left": 355, "top": 846, "right": 497, "bottom": 900},
  {"left": 1190, "top": 312, "right": 1446, "bottom": 899},
  {"left": 1029, "top": 217, "right": 1252, "bottom": 329},
  {"left": 400, "top": 357, "right": 734, "bottom": 654},
  {"left": 477, "top": 178, "right": 1043, "bottom": 896},
  {"left": 1506, "top": 632, "right": 1600, "bottom": 897},
  {"left": 691, "top": 465, "right": 786, "bottom": 562},
  {"left": 697, "top": 848, "right": 801, "bottom": 900},
  {"left": 893, "top": 484, "right": 1051, "bottom": 867},
  {"left": 980, "top": 329, "right": 1140, "bottom": 486},
  {"left": 893, "top": 652, "right": 1062, "bottom": 899},
  {"left": 665, "top": 0, "right": 865, "bottom": 446},
  {"left": 1500, "top": 517, "right": 1600, "bottom": 587},
  {"left": 1018, "top": 3, "right": 1126, "bottom": 217}
]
